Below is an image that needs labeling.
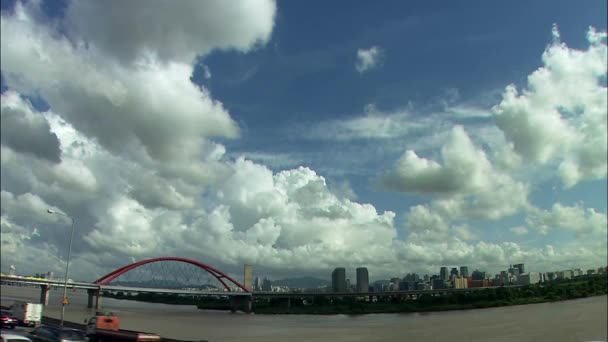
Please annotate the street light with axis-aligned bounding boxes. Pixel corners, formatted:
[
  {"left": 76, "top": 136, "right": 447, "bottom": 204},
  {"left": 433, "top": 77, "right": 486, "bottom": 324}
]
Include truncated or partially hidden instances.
[{"left": 47, "top": 209, "right": 75, "bottom": 329}]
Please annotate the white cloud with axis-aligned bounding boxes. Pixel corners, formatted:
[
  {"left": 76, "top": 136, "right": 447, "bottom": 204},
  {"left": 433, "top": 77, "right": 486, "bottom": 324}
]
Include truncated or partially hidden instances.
[
  {"left": 527, "top": 203, "right": 607, "bottom": 237},
  {"left": 383, "top": 126, "right": 498, "bottom": 193},
  {"left": 202, "top": 64, "right": 212, "bottom": 79},
  {"left": 307, "top": 103, "right": 437, "bottom": 141},
  {"left": 492, "top": 25, "right": 607, "bottom": 187},
  {"left": 510, "top": 226, "right": 529, "bottom": 236},
  {"left": 355, "top": 46, "right": 382, "bottom": 73},
  {"left": 405, "top": 205, "right": 449, "bottom": 243},
  {"left": 0, "top": 2, "right": 274, "bottom": 168},
  {"left": 65, "top": 0, "right": 276, "bottom": 64},
  {"left": 1, "top": 91, "right": 61, "bottom": 163}
]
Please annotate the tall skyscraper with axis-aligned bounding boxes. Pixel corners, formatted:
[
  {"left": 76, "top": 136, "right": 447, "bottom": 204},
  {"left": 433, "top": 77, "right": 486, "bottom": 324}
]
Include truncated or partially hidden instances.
[
  {"left": 459, "top": 266, "right": 469, "bottom": 278},
  {"left": 332, "top": 267, "right": 347, "bottom": 292},
  {"left": 254, "top": 276, "right": 261, "bottom": 291},
  {"left": 356, "top": 267, "right": 369, "bottom": 293},
  {"left": 450, "top": 267, "right": 459, "bottom": 278},
  {"left": 243, "top": 264, "right": 253, "bottom": 292},
  {"left": 262, "top": 277, "right": 272, "bottom": 291},
  {"left": 514, "top": 263, "right": 525, "bottom": 274},
  {"left": 472, "top": 270, "right": 486, "bottom": 280},
  {"left": 440, "top": 267, "right": 449, "bottom": 281}
]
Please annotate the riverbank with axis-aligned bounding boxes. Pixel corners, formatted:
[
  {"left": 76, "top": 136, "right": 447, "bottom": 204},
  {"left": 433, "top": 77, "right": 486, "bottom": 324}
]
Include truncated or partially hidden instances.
[
  {"left": 103, "top": 274, "right": 607, "bottom": 315},
  {"left": 251, "top": 275, "right": 608, "bottom": 314}
]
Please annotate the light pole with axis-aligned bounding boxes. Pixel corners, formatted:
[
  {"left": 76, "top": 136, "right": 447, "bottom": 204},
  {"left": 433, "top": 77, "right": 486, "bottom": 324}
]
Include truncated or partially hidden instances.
[{"left": 47, "top": 209, "right": 75, "bottom": 329}]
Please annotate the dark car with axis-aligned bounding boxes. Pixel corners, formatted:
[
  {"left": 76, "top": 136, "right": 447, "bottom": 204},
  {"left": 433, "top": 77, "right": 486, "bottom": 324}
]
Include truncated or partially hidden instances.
[
  {"left": 0, "top": 310, "right": 17, "bottom": 329},
  {"left": 27, "top": 327, "right": 87, "bottom": 342}
]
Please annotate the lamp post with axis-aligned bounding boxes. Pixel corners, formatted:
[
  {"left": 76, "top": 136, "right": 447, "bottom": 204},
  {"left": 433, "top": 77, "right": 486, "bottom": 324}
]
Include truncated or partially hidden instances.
[{"left": 47, "top": 209, "right": 75, "bottom": 329}]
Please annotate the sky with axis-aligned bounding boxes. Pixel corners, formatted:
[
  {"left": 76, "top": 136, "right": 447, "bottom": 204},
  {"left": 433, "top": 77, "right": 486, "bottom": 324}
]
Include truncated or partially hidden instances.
[{"left": 0, "top": 0, "right": 606, "bottom": 283}]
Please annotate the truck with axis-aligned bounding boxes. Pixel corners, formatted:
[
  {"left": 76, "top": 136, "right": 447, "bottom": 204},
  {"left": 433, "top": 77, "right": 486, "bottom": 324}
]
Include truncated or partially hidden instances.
[
  {"left": 85, "top": 312, "right": 161, "bottom": 342},
  {"left": 10, "top": 302, "right": 42, "bottom": 327}
]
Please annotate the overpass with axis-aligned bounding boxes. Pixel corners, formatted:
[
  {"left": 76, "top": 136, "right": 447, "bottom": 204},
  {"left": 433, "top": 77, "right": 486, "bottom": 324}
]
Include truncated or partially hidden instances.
[{"left": 1, "top": 257, "right": 253, "bottom": 311}]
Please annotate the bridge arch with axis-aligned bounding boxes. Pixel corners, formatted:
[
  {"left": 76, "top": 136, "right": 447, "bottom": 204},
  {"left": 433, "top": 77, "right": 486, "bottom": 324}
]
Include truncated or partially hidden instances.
[{"left": 94, "top": 257, "right": 249, "bottom": 293}]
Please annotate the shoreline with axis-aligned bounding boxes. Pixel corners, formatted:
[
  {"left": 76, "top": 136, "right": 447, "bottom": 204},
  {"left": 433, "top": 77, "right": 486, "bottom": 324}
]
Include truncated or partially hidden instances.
[
  {"left": 101, "top": 276, "right": 608, "bottom": 315},
  {"left": 247, "top": 294, "right": 608, "bottom": 315}
]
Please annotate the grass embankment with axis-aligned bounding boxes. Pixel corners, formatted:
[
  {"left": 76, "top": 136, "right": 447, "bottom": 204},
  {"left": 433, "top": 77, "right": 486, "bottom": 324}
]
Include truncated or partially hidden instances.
[{"left": 102, "top": 274, "right": 607, "bottom": 315}]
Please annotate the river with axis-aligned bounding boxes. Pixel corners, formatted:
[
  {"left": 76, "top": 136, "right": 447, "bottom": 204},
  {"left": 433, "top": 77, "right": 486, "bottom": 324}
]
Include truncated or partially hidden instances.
[{"left": 1, "top": 285, "right": 606, "bottom": 342}]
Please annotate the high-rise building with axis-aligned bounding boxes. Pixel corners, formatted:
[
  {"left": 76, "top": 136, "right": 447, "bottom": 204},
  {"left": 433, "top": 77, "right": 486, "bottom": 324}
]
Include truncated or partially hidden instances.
[
  {"left": 356, "top": 267, "right": 369, "bottom": 293},
  {"left": 262, "top": 278, "right": 272, "bottom": 291},
  {"left": 517, "top": 272, "right": 540, "bottom": 285},
  {"left": 440, "top": 267, "right": 449, "bottom": 281},
  {"left": 513, "top": 263, "right": 525, "bottom": 274},
  {"left": 243, "top": 264, "right": 253, "bottom": 292},
  {"left": 254, "top": 277, "right": 262, "bottom": 291},
  {"left": 471, "top": 270, "right": 486, "bottom": 280},
  {"left": 459, "top": 266, "right": 469, "bottom": 278},
  {"left": 373, "top": 281, "right": 385, "bottom": 293},
  {"left": 453, "top": 276, "right": 468, "bottom": 289},
  {"left": 332, "top": 267, "right": 347, "bottom": 292},
  {"left": 508, "top": 265, "right": 520, "bottom": 277},
  {"left": 450, "top": 267, "right": 459, "bottom": 278}
]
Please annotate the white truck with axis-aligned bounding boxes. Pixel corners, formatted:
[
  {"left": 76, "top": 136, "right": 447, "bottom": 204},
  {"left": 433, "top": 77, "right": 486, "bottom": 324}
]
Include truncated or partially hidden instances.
[{"left": 10, "top": 302, "right": 43, "bottom": 327}]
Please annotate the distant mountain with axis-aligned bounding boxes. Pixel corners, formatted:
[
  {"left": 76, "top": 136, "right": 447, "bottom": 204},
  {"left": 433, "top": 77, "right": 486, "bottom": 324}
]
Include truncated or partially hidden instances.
[{"left": 271, "top": 276, "right": 330, "bottom": 289}]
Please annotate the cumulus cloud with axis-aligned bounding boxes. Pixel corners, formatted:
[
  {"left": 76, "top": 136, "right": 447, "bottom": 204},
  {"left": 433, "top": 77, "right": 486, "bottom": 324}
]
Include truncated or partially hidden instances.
[
  {"left": 383, "top": 126, "right": 530, "bottom": 220},
  {"left": 1, "top": 9, "right": 240, "bottom": 164},
  {"left": 383, "top": 126, "right": 500, "bottom": 193},
  {"left": 492, "top": 25, "right": 607, "bottom": 187},
  {"left": 526, "top": 203, "right": 607, "bottom": 237},
  {"left": 355, "top": 46, "right": 382, "bottom": 73},
  {"left": 0, "top": 5, "right": 605, "bottom": 282},
  {"left": 0, "top": 91, "right": 61, "bottom": 163},
  {"left": 65, "top": 0, "right": 276, "bottom": 64}
]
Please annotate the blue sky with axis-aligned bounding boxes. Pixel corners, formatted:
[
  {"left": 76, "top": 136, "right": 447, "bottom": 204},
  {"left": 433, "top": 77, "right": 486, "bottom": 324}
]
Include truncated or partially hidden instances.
[
  {"left": 208, "top": 1, "right": 607, "bottom": 236},
  {"left": 0, "top": 0, "right": 606, "bottom": 281}
]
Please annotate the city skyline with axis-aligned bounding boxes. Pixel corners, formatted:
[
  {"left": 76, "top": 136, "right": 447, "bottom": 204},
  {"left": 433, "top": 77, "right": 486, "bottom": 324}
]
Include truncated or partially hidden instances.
[{"left": 0, "top": 0, "right": 606, "bottom": 282}]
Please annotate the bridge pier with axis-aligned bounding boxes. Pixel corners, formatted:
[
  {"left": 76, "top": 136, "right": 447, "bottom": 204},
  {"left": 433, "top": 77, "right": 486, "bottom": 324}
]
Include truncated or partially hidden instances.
[
  {"left": 87, "top": 288, "right": 102, "bottom": 310},
  {"left": 39, "top": 284, "right": 49, "bottom": 305},
  {"left": 230, "top": 296, "right": 252, "bottom": 313}
]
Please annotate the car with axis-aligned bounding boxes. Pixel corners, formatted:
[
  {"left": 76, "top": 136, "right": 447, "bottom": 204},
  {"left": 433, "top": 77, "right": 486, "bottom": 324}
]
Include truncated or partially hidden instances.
[
  {"left": 1, "top": 333, "right": 33, "bottom": 342},
  {"left": 0, "top": 310, "right": 17, "bottom": 329},
  {"left": 27, "top": 327, "right": 87, "bottom": 342}
]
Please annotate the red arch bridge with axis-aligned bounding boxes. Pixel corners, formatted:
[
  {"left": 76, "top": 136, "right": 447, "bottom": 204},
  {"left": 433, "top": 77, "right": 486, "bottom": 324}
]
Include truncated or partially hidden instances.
[{"left": 0, "top": 257, "right": 254, "bottom": 312}]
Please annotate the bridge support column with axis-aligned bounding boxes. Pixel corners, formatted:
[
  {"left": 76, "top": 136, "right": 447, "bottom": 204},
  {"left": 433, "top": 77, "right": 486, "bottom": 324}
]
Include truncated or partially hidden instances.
[
  {"left": 87, "top": 288, "right": 102, "bottom": 309},
  {"left": 95, "top": 288, "right": 102, "bottom": 310},
  {"left": 39, "top": 285, "right": 49, "bottom": 305},
  {"left": 87, "top": 289, "right": 94, "bottom": 308},
  {"left": 87, "top": 289, "right": 101, "bottom": 309},
  {"left": 230, "top": 296, "right": 252, "bottom": 313},
  {"left": 286, "top": 298, "right": 291, "bottom": 312}
]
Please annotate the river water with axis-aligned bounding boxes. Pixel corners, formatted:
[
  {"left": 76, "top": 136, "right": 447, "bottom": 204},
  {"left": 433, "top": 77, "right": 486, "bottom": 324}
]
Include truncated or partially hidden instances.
[{"left": 1, "top": 285, "right": 606, "bottom": 342}]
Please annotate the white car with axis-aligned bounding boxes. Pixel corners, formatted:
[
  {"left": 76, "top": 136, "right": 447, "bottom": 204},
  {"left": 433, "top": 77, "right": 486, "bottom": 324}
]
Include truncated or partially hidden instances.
[{"left": 1, "top": 333, "right": 33, "bottom": 342}]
